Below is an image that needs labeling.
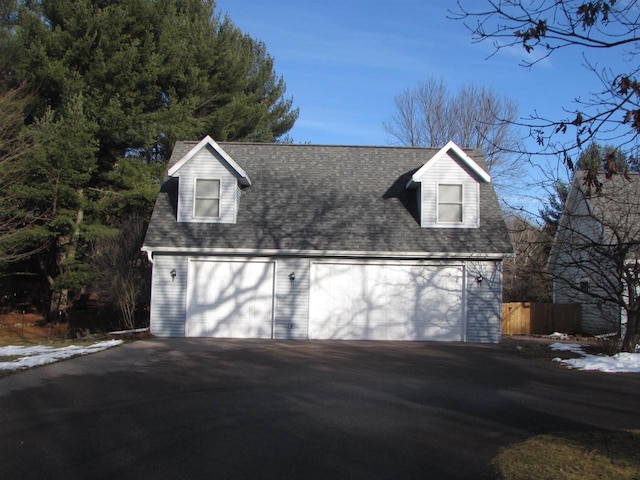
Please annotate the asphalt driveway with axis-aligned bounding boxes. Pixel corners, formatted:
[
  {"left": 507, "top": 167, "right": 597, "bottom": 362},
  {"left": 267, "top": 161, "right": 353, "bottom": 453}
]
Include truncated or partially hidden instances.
[{"left": 1, "top": 338, "right": 640, "bottom": 479}]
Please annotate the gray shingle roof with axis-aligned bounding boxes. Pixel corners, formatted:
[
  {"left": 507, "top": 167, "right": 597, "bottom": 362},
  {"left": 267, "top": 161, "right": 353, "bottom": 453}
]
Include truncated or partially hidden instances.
[{"left": 143, "top": 142, "right": 513, "bottom": 257}]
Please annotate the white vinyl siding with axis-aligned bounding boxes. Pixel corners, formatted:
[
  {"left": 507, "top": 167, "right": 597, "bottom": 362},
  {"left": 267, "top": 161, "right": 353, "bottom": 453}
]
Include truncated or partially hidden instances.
[
  {"left": 465, "top": 260, "right": 503, "bottom": 343},
  {"left": 147, "top": 255, "right": 503, "bottom": 343},
  {"left": 274, "top": 258, "right": 310, "bottom": 339},
  {"left": 194, "top": 179, "right": 220, "bottom": 218},
  {"left": 549, "top": 184, "right": 620, "bottom": 334},
  {"left": 438, "top": 184, "right": 463, "bottom": 223},
  {"left": 417, "top": 152, "right": 481, "bottom": 229},
  {"left": 175, "top": 145, "right": 240, "bottom": 224},
  {"left": 149, "top": 255, "right": 188, "bottom": 337}
]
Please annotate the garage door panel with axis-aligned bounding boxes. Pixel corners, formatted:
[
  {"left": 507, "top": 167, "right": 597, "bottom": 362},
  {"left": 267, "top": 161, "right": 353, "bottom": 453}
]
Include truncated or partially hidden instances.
[
  {"left": 186, "top": 260, "right": 274, "bottom": 338},
  {"left": 310, "top": 263, "right": 463, "bottom": 341}
]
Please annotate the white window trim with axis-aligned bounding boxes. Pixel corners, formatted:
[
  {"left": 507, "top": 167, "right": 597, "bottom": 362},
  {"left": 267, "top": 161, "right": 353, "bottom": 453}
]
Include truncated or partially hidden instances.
[
  {"left": 193, "top": 178, "right": 221, "bottom": 219},
  {"left": 437, "top": 183, "right": 464, "bottom": 224}
]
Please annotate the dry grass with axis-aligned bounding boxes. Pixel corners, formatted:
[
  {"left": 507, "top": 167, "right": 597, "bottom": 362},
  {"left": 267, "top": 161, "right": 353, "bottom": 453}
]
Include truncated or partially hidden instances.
[
  {"left": 493, "top": 430, "right": 640, "bottom": 480},
  {"left": 0, "top": 310, "right": 69, "bottom": 346}
]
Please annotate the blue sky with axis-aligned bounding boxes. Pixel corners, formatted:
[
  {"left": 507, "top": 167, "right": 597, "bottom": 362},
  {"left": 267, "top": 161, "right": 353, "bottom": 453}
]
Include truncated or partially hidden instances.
[{"left": 215, "top": 0, "right": 614, "bottom": 149}]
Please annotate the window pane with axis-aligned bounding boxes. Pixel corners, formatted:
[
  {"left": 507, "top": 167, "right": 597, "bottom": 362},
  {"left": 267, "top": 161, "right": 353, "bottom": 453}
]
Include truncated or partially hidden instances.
[
  {"left": 439, "top": 184, "right": 462, "bottom": 202},
  {"left": 194, "top": 199, "right": 220, "bottom": 218},
  {"left": 438, "top": 204, "right": 463, "bottom": 223},
  {"left": 196, "top": 179, "right": 220, "bottom": 198}
]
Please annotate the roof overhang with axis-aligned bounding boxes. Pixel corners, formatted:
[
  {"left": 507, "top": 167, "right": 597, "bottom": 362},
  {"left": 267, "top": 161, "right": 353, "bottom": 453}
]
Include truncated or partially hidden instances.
[
  {"left": 406, "top": 140, "right": 491, "bottom": 188},
  {"left": 142, "top": 245, "right": 510, "bottom": 261},
  {"left": 167, "top": 135, "right": 251, "bottom": 186}
]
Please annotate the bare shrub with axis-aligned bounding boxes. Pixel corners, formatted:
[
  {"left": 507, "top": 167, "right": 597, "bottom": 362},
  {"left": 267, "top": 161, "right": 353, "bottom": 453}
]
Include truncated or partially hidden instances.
[{"left": 90, "top": 214, "right": 150, "bottom": 330}]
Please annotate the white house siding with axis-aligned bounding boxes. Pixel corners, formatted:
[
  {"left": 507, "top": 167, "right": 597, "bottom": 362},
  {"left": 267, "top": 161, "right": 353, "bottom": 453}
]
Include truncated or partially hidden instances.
[
  {"left": 274, "top": 258, "right": 310, "bottom": 339},
  {"left": 149, "top": 255, "right": 188, "bottom": 337},
  {"left": 551, "top": 190, "right": 620, "bottom": 335},
  {"left": 420, "top": 153, "right": 480, "bottom": 228},
  {"left": 149, "top": 255, "right": 503, "bottom": 343},
  {"left": 553, "top": 256, "right": 620, "bottom": 334},
  {"left": 175, "top": 145, "right": 239, "bottom": 223},
  {"left": 465, "top": 261, "right": 503, "bottom": 343}
]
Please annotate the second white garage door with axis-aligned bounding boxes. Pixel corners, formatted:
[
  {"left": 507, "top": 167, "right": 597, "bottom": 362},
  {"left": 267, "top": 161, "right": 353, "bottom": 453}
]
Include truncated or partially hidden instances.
[
  {"left": 309, "top": 263, "right": 464, "bottom": 341},
  {"left": 186, "top": 260, "right": 275, "bottom": 338}
]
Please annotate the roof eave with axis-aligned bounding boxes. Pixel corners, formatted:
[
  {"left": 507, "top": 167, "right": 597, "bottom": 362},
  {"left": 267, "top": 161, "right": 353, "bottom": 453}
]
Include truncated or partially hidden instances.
[
  {"left": 141, "top": 245, "right": 510, "bottom": 260},
  {"left": 410, "top": 140, "right": 491, "bottom": 185},
  {"left": 167, "top": 135, "right": 252, "bottom": 186}
]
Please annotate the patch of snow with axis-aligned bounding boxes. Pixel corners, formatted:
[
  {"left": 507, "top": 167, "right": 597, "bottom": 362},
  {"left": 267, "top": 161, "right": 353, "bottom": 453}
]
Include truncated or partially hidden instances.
[
  {"left": 108, "top": 327, "right": 149, "bottom": 335},
  {"left": 549, "top": 332, "right": 569, "bottom": 340},
  {"left": 549, "top": 342, "right": 584, "bottom": 354},
  {"left": 594, "top": 332, "right": 618, "bottom": 339},
  {"left": 0, "top": 340, "right": 123, "bottom": 371},
  {"left": 550, "top": 342, "right": 640, "bottom": 373}
]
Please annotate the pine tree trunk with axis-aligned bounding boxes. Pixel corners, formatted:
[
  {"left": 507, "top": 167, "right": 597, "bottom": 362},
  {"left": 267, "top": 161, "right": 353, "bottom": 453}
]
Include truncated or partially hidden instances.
[
  {"left": 48, "top": 190, "right": 84, "bottom": 315},
  {"left": 49, "top": 290, "right": 68, "bottom": 319}
]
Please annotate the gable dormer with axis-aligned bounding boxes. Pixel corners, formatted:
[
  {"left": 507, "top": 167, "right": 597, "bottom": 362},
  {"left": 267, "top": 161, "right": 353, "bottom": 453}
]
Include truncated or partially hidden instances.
[
  {"left": 168, "top": 136, "right": 251, "bottom": 224},
  {"left": 406, "top": 141, "right": 491, "bottom": 229}
]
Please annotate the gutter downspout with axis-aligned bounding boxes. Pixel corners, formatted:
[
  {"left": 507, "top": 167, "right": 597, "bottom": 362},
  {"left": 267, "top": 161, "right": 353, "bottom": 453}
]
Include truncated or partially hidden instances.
[{"left": 143, "top": 249, "right": 154, "bottom": 264}]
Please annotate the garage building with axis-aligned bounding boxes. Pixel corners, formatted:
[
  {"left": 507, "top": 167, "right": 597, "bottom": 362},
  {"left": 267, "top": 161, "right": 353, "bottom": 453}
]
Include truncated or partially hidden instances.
[{"left": 143, "top": 137, "right": 512, "bottom": 342}]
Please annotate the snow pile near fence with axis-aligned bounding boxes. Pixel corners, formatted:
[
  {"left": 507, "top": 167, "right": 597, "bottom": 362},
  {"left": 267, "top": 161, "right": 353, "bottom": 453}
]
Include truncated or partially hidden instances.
[
  {"left": 551, "top": 342, "right": 640, "bottom": 373},
  {"left": 0, "top": 340, "right": 123, "bottom": 371}
]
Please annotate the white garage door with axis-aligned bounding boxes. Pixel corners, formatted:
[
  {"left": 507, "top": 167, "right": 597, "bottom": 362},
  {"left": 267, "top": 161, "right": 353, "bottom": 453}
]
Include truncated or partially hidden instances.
[
  {"left": 186, "top": 260, "right": 275, "bottom": 338},
  {"left": 309, "top": 263, "right": 464, "bottom": 341}
]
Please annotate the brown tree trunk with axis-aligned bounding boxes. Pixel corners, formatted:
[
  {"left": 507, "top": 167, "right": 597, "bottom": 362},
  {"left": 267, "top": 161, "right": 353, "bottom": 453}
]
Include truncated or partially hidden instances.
[
  {"left": 48, "top": 190, "right": 84, "bottom": 314},
  {"left": 622, "top": 305, "right": 639, "bottom": 353},
  {"left": 49, "top": 290, "right": 68, "bottom": 319}
]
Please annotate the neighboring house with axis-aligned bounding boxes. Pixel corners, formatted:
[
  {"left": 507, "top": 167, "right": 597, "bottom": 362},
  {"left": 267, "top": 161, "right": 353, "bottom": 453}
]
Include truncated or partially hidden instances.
[
  {"left": 548, "top": 172, "right": 640, "bottom": 334},
  {"left": 142, "top": 136, "right": 513, "bottom": 342}
]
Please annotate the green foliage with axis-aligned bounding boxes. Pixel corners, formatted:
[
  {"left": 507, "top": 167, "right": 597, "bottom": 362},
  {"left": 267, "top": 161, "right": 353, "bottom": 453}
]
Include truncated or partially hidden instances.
[
  {"left": 577, "top": 142, "right": 627, "bottom": 173},
  {"left": 0, "top": 0, "right": 297, "bottom": 312},
  {"left": 104, "top": 158, "right": 164, "bottom": 219},
  {"left": 576, "top": 142, "right": 630, "bottom": 194},
  {"left": 51, "top": 262, "right": 91, "bottom": 292},
  {"left": 3, "top": 0, "right": 298, "bottom": 163},
  {"left": 0, "top": 83, "right": 35, "bottom": 263},
  {"left": 539, "top": 180, "right": 569, "bottom": 240}
]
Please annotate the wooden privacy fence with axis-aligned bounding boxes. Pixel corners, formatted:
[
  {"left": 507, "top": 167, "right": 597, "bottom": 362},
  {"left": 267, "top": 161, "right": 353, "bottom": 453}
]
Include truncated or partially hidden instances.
[{"left": 502, "top": 302, "right": 581, "bottom": 335}]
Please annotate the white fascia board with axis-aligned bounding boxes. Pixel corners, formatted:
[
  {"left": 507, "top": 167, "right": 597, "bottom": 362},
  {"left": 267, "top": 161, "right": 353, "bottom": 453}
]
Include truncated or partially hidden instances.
[
  {"left": 406, "top": 141, "right": 491, "bottom": 188},
  {"left": 167, "top": 135, "right": 251, "bottom": 186},
  {"left": 141, "top": 245, "right": 509, "bottom": 260}
]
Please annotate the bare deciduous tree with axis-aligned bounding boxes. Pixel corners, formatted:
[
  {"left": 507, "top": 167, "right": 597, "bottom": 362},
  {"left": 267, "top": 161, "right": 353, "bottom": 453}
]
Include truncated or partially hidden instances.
[
  {"left": 90, "top": 214, "right": 150, "bottom": 330},
  {"left": 451, "top": 0, "right": 640, "bottom": 168},
  {"left": 549, "top": 171, "right": 640, "bottom": 352},
  {"left": 503, "top": 215, "right": 552, "bottom": 303},
  {"left": 383, "top": 77, "right": 522, "bottom": 189},
  {"left": 0, "top": 84, "right": 39, "bottom": 264}
]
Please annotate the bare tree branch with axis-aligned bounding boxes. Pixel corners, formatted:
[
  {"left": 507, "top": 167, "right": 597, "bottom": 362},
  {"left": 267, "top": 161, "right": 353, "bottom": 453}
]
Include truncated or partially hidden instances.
[
  {"left": 383, "top": 76, "right": 523, "bottom": 192},
  {"left": 450, "top": 1, "right": 640, "bottom": 169}
]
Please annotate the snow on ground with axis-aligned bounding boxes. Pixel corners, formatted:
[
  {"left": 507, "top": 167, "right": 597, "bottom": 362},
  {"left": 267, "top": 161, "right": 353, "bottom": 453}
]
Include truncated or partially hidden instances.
[
  {"left": 2, "top": 337, "right": 639, "bottom": 374},
  {"left": 0, "top": 340, "right": 123, "bottom": 371},
  {"left": 550, "top": 342, "right": 640, "bottom": 373}
]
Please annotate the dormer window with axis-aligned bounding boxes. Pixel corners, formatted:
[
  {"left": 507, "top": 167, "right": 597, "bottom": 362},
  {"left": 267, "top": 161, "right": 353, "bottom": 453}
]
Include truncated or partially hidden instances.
[
  {"left": 168, "top": 136, "right": 250, "bottom": 224},
  {"left": 194, "top": 179, "right": 220, "bottom": 218},
  {"left": 405, "top": 141, "right": 489, "bottom": 229},
  {"left": 438, "top": 184, "right": 463, "bottom": 223}
]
